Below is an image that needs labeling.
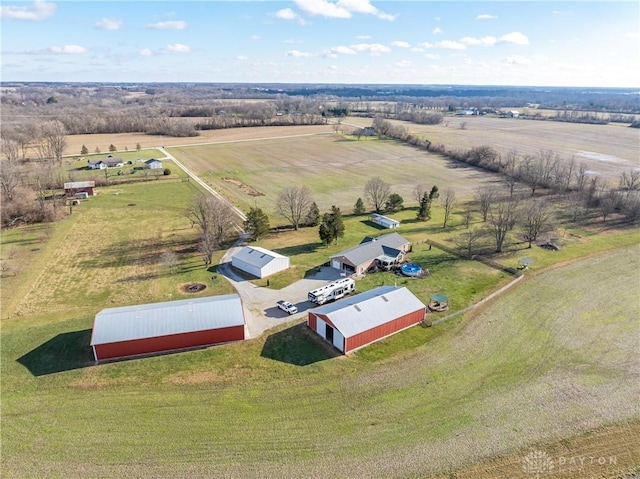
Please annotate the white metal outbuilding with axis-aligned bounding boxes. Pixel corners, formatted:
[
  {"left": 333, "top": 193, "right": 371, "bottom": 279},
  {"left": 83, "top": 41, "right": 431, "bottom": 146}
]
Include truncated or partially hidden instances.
[{"left": 231, "top": 246, "right": 290, "bottom": 278}]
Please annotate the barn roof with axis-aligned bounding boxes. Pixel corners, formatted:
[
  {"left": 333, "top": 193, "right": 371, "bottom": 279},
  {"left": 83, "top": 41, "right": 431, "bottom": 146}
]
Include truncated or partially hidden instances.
[
  {"left": 312, "top": 286, "right": 425, "bottom": 338},
  {"left": 232, "top": 246, "right": 287, "bottom": 269},
  {"left": 90, "top": 294, "right": 244, "bottom": 346},
  {"left": 332, "top": 233, "right": 409, "bottom": 267},
  {"left": 64, "top": 181, "right": 95, "bottom": 189}
]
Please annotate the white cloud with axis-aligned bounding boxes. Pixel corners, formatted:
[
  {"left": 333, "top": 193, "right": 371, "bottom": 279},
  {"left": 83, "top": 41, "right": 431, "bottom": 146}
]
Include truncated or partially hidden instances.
[
  {"left": 283, "top": 39, "right": 303, "bottom": 44},
  {"left": 505, "top": 54, "right": 531, "bottom": 65},
  {"left": 28, "top": 44, "right": 87, "bottom": 54},
  {"left": 165, "top": 43, "right": 190, "bottom": 53},
  {"left": 432, "top": 27, "right": 443, "bottom": 35},
  {"left": 460, "top": 36, "right": 497, "bottom": 46},
  {"left": 236, "top": 55, "right": 248, "bottom": 61},
  {"left": 425, "top": 53, "right": 440, "bottom": 60},
  {"left": 293, "top": 0, "right": 395, "bottom": 20},
  {"left": 533, "top": 53, "right": 548, "bottom": 63},
  {"left": 499, "top": 32, "right": 529, "bottom": 45},
  {"left": 326, "top": 45, "right": 357, "bottom": 56},
  {"left": 350, "top": 43, "right": 391, "bottom": 55},
  {"left": 356, "top": 35, "right": 371, "bottom": 40},
  {"left": 251, "top": 35, "right": 261, "bottom": 40},
  {"left": 287, "top": 50, "right": 312, "bottom": 57},
  {"left": 95, "top": 17, "right": 122, "bottom": 30},
  {"left": 0, "top": 0, "right": 56, "bottom": 21},
  {"left": 276, "top": 8, "right": 299, "bottom": 20},
  {"left": 476, "top": 14, "right": 497, "bottom": 20},
  {"left": 395, "top": 60, "right": 412, "bottom": 67},
  {"left": 294, "top": 0, "right": 351, "bottom": 18},
  {"left": 391, "top": 41, "right": 410, "bottom": 48},
  {"left": 435, "top": 40, "right": 466, "bottom": 50},
  {"left": 139, "top": 48, "right": 153, "bottom": 56},
  {"left": 418, "top": 42, "right": 433, "bottom": 49},
  {"left": 626, "top": 32, "right": 640, "bottom": 39},
  {"left": 145, "top": 20, "right": 187, "bottom": 30}
]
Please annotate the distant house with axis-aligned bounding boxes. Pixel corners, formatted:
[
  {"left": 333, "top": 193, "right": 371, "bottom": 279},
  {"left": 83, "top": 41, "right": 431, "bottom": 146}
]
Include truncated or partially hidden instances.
[
  {"left": 307, "top": 286, "right": 426, "bottom": 354},
  {"left": 231, "top": 246, "right": 290, "bottom": 279},
  {"left": 63, "top": 180, "right": 95, "bottom": 197},
  {"left": 361, "top": 126, "right": 376, "bottom": 136},
  {"left": 370, "top": 213, "right": 400, "bottom": 229},
  {"left": 145, "top": 159, "right": 162, "bottom": 169},
  {"left": 330, "top": 232, "right": 410, "bottom": 276},
  {"left": 90, "top": 294, "right": 246, "bottom": 362},
  {"left": 508, "top": 110, "right": 520, "bottom": 118},
  {"left": 87, "top": 155, "right": 124, "bottom": 170}
]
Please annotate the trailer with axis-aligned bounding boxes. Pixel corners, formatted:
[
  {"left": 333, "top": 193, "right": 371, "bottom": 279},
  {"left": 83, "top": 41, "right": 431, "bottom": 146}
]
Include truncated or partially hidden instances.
[{"left": 308, "top": 278, "right": 355, "bottom": 305}]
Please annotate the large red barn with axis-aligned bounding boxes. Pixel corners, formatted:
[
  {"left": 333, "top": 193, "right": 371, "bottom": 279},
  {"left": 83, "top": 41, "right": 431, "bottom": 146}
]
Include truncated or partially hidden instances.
[
  {"left": 307, "top": 286, "right": 426, "bottom": 354},
  {"left": 90, "top": 294, "right": 245, "bottom": 362}
]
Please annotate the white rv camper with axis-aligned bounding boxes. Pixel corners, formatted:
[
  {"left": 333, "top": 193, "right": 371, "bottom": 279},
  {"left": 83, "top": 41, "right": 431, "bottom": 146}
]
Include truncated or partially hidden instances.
[{"left": 308, "top": 278, "right": 355, "bottom": 305}]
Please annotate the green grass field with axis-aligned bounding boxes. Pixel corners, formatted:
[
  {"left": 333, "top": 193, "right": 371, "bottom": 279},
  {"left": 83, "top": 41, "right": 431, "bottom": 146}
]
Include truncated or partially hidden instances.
[
  {"left": 2, "top": 128, "right": 640, "bottom": 478},
  {"left": 2, "top": 246, "right": 638, "bottom": 478}
]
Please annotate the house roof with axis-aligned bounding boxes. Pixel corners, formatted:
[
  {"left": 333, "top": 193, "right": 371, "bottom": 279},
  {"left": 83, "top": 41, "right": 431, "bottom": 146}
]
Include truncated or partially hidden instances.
[
  {"left": 90, "top": 294, "right": 244, "bottom": 346},
  {"left": 88, "top": 156, "right": 123, "bottom": 165},
  {"left": 312, "top": 286, "right": 425, "bottom": 338},
  {"left": 332, "top": 232, "right": 409, "bottom": 267},
  {"left": 232, "top": 246, "right": 287, "bottom": 269},
  {"left": 145, "top": 158, "right": 162, "bottom": 164},
  {"left": 64, "top": 181, "right": 95, "bottom": 189},
  {"left": 370, "top": 213, "right": 400, "bottom": 225}
]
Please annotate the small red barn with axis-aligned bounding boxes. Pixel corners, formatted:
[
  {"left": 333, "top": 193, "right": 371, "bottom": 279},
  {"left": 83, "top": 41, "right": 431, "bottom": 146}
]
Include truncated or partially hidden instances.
[
  {"left": 307, "top": 286, "right": 426, "bottom": 354},
  {"left": 90, "top": 294, "right": 245, "bottom": 362},
  {"left": 64, "top": 181, "right": 95, "bottom": 197}
]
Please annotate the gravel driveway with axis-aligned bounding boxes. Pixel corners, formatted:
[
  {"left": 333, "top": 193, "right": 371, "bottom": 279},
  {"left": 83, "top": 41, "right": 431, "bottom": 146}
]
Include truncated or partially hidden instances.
[{"left": 219, "top": 238, "right": 342, "bottom": 338}]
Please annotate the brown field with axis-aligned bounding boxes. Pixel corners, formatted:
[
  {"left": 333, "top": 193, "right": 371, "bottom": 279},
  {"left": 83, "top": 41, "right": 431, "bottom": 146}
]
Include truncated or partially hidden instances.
[
  {"left": 61, "top": 124, "right": 335, "bottom": 157},
  {"left": 343, "top": 116, "right": 639, "bottom": 183},
  {"left": 169, "top": 133, "right": 505, "bottom": 214}
]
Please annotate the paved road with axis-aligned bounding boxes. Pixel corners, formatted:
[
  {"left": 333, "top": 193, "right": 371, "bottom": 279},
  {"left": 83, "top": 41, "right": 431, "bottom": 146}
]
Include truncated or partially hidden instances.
[{"left": 218, "top": 235, "right": 342, "bottom": 339}]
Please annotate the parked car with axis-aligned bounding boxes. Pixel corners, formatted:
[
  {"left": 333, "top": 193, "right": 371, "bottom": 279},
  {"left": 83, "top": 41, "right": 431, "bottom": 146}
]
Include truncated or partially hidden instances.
[{"left": 277, "top": 300, "right": 298, "bottom": 315}]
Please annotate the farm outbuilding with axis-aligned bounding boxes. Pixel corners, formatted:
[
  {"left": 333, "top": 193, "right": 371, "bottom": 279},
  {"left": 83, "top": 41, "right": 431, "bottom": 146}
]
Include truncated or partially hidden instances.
[
  {"left": 307, "top": 286, "right": 426, "bottom": 354},
  {"left": 231, "top": 246, "right": 290, "bottom": 278},
  {"left": 145, "top": 159, "right": 162, "bottom": 169},
  {"left": 370, "top": 213, "right": 400, "bottom": 229},
  {"left": 63, "top": 181, "right": 95, "bottom": 197},
  {"left": 90, "top": 294, "right": 245, "bottom": 362}
]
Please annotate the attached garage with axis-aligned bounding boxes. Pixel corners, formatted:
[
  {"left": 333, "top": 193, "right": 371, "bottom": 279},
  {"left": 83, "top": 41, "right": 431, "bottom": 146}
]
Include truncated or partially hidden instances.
[
  {"left": 307, "top": 286, "right": 426, "bottom": 354},
  {"left": 90, "top": 294, "right": 245, "bottom": 362},
  {"left": 231, "top": 246, "right": 290, "bottom": 278}
]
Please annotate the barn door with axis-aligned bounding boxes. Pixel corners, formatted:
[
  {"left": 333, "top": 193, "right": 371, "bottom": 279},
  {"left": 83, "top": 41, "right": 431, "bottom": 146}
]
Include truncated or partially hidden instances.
[{"left": 325, "top": 325, "right": 334, "bottom": 344}]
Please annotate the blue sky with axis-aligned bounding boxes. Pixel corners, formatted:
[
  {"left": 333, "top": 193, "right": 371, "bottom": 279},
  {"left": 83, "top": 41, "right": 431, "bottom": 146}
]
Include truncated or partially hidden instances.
[{"left": 1, "top": 1, "right": 638, "bottom": 87}]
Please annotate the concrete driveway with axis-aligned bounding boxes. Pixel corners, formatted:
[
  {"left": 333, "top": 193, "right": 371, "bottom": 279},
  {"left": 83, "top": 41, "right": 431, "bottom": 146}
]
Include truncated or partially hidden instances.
[{"left": 219, "top": 239, "right": 342, "bottom": 338}]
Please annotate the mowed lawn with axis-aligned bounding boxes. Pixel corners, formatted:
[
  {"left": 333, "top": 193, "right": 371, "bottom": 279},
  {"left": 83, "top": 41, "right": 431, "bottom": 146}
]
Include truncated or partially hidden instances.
[
  {"left": 1, "top": 247, "right": 638, "bottom": 478},
  {"left": 169, "top": 134, "right": 503, "bottom": 215}
]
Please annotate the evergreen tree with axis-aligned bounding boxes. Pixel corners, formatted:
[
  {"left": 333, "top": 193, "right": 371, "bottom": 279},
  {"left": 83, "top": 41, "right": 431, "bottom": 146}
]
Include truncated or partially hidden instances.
[
  {"left": 244, "top": 206, "right": 270, "bottom": 241},
  {"left": 305, "top": 201, "right": 320, "bottom": 227},
  {"left": 109, "top": 144, "right": 117, "bottom": 152},
  {"left": 136, "top": 143, "right": 142, "bottom": 151},
  {"left": 319, "top": 205, "right": 345, "bottom": 245},
  {"left": 354, "top": 197, "right": 366, "bottom": 214},
  {"left": 429, "top": 185, "right": 440, "bottom": 201},
  {"left": 417, "top": 192, "right": 431, "bottom": 221},
  {"left": 385, "top": 193, "right": 404, "bottom": 212},
  {"left": 80, "top": 145, "right": 89, "bottom": 155}
]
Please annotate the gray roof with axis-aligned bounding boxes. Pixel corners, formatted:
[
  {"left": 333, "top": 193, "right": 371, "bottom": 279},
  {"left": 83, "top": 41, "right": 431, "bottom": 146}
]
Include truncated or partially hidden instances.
[
  {"left": 88, "top": 156, "right": 123, "bottom": 165},
  {"left": 64, "top": 181, "right": 95, "bottom": 189},
  {"left": 145, "top": 158, "right": 162, "bottom": 164},
  {"left": 312, "top": 286, "right": 425, "bottom": 338},
  {"left": 91, "top": 294, "right": 244, "bottom": 345},
  {"left": 232, "top": 246, "right": 287, "bottom": 269},
  {"left": 332, "top": 232, "right": 409, "bottom": 267}
]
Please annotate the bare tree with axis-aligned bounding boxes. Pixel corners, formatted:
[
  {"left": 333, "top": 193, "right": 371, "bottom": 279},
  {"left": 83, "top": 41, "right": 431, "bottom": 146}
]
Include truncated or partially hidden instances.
[
  {"left": 454, "top": 227, "right": 489, "bottom": 257},
  {"left": 0, "top": 160, "right": 23, "bottom": 202},
  {"left": 462, "top": 203, "right": 474, "bottom": 228},
  {"left": 574, "top": 162, "right": 589, "bottom": 192},
  {"left": 475, "top": 186, "right": 497, "bottom": 222},
  {"left": 372, "top": 116, "right": 392, "bottom": 138},
  {"left": 186, "top": 194, "right": 237, "bottom": 258},
  {"left": 38, "top": 120, "right": 67, "bottom": 165},
  {"left": 488, "top": 197, "right": 520, "bottom": 253},
  {"left": 364, "top": 177, "right": 391, "bottom": 214},
  {"left": 519, "top": 154, "right": 544, "bottom": 196},
  {"left": 0, "top": 138, "right": 20, "bottom": 162},
  {"left": 276, "top": 185, "right": 313, "bottom": 230},
  {"left": 521, "top": 199, "right": 553, "bottom": 248},
  {"left": 501, "top": 149, "right": 519, "bottom": 198},
  {"left": 413, "top": 183, "right": 428, "bottom": 205},
  {"left": 619, "top": 169, "right": 640, "bottom": 197},
  {"left": 441, "top": 188, "right": 456, "bottom": 228},
  {"left": 159, "top": 251, "right": 179, "bottom": 274}
]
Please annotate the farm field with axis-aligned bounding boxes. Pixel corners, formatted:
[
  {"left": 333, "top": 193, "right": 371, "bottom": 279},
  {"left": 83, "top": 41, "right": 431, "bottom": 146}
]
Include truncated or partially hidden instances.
[
  {"left": 169, "top": 133, "right": 504, "bottom": 215},
  {"left": 343, "top": 115, "right": 639, "bottom": 182},
  {"left": 1, "top": 246, "right": 638, "bottom": 478}
]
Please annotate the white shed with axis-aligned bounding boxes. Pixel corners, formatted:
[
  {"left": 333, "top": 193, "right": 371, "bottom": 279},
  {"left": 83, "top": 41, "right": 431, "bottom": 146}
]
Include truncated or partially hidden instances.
[
  {"left": 231, "top": 246, "right": 290, "bottom": 278},
  {"left": 370, "top": 213, "right": 400, "bottom": 229}
]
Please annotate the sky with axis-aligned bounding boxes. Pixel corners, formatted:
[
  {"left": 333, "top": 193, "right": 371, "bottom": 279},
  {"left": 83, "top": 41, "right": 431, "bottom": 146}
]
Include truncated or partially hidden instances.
[{"left": 1, "top": 0, "right": 638, "bottom": 87}]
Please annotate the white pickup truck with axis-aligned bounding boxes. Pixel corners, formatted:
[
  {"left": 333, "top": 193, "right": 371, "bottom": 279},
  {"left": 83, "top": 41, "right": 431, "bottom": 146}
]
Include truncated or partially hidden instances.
[{"left": 276, "top": 300, "right": 298, "bottom": 315}]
